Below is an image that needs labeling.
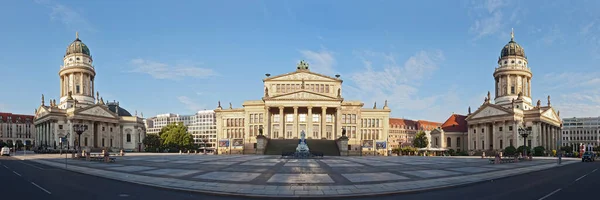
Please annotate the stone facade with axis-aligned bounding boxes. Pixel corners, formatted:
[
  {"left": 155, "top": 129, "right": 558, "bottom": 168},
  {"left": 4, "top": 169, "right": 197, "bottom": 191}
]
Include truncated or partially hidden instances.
[
  {"left": 430, "top": 114, "right": 468, "bottom": 152},
  {"left": 33, "top": 33, "right": 146, "bottom": 152},
  {"left": 466, "top": 30, "right": 562, "bottom": 153},
  {"left": 561, "top": 117, "right": 600, "bottom": 149},
  {"left": 215, "top": 61, "right": 391, "bottom": 155},
  {"left": 0, "top": 113, "right": 35, "bottom": 148}
]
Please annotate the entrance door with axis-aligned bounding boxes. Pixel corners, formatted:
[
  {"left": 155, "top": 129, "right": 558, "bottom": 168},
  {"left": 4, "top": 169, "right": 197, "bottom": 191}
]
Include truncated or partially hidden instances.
[
  {"left": 488, "top": 125, "right": 493, "bottom": 150},
  {"left": 93, "top": 123, "right": 98, "bottom": 148}
]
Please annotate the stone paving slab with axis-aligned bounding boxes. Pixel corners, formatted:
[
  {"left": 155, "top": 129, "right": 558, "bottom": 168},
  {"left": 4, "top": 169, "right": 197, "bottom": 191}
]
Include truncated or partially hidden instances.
[{"left": 15, "top": 154, "right": 578, "bottom": 197}]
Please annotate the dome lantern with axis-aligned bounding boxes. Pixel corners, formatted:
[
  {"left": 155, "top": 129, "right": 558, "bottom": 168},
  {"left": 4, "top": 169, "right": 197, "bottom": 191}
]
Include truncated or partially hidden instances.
[
  {"left": 65, "top": 31, "right": 91, "bottom": 57},
  {"left": 499, "top": 28, "right": 526, "bottom": 59}
]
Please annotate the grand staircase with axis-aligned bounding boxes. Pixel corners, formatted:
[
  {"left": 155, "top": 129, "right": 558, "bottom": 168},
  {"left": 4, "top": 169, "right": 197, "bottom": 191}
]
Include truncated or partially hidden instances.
[{"left": 264, "top": 139, "right": 340, "bottom": 156}]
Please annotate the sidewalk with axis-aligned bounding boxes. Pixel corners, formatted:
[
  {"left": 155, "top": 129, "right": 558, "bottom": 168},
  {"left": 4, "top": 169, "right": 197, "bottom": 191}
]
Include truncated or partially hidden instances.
[{"left": 14, "top": 154, "right": 577, "bottom": 198}]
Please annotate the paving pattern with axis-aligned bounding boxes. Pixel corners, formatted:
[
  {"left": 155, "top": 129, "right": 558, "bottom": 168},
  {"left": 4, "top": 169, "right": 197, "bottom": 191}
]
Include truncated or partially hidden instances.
[{"left": 19, "top": 154, "right": 577, "bottom": 197}]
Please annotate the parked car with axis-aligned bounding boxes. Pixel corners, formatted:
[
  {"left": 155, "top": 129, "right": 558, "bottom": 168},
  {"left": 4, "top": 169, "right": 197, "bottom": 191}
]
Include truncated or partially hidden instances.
[
  {"left": 582, "top": 152, "right": 595, "bottom": 162},
  {"left": 1, "top": 147, "right": 10, "bottom": 156}
]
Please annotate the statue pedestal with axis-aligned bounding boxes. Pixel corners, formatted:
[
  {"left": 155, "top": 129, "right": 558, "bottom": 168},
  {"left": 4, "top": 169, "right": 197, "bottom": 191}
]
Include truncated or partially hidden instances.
[
  {"left": 255, "top": 135, "right": 268, "bottom": 155},
  {"left": 336, "top": 136, "right": 349, "bottom": 156}
]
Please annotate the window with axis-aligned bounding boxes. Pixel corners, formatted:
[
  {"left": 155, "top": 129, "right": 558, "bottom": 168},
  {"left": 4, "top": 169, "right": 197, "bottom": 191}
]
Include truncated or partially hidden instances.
[
  {"left": 259, "top": 114, "right": 263, "bottom": 123},
  {"left": 473, "top": 141, "right": 476, "bottom": 149},
  {"left": 342, "top": 115, "right": 346, "bottom": 124},
  {"left": 456, "top": 137, "right": 461, "bottom": 147},
  {"left": 509, "top": 126, "right": 513, "bottom": 131},
  {"left": 446, "top": 137, "right": 451, "bottom": 147},
  {"left": 127, "top": 134, "right": 131, "bottom": 142},
  {"left": 59, "top": 125, "right": 63, "bottom": 129},
  {"left": 274, "top": 114, "right": 280, "bottom": 123},
  {"left": 474, "top": 129, "right": 476, "bottom": 133},
  {"left": 84, "top": 137, "right": 88, "bottom": 146},
  {"left": 511, "top": 86, "right": 515, "bottom": 94},
  {"left": 481, "top": 128, "right": 484, "bottom": 133},
  {"left": 110, "top": 139, "right": 113, "bottom": 147},
  {"left": 312, "top": 114, "right": 319, "bottom": 122},
  {"left": 313, "top": 124, "right": 319, "bottom": 138},
  {"left": 499, "top": 127, "right": 503, "bottom": 131},
  {"left": 102, "top": 138, "right": 105, "bottom": 147},
  {"left": 102, "top": 127, "right": 105, "bottom": 131},
  {"left": 76, "top": 85, "right": 80, "bottom": 94},
  {"left": 249, "top": 114, "right": 254, "bottom": 123},
  {"left": 286, "top": 114, "right": 293, "bottom": 122},
  {"left": 299, "top": 114, "right": 306, "bottom": 122},
  {"left": 110, "top": 127, "right": 113, "bottom": 132},
  {"left": 326, "top": 114, "right": 333, "bottom": 123},
  {"left": 351, "top": 114, "right": 356, "bottom": 124},
  {"left": 482, "top": 141, "right": 484, "bottom": 149}
]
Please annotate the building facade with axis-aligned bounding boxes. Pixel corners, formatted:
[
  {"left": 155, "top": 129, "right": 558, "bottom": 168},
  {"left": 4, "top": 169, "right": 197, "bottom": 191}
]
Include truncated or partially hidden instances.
[
  {"left": 466, "top": 30, "right": 562, "bottom": 153},
  {"left": 34, "top": 33, "right": 146, "bottom": 152},
  {"left": 561, "top": 117, "right": 600, "bottom": 149},
  {"left": 0, "top": 112, "right": 35, "bottom": 149},
  {"left": 388, "top": 118, "right": 418, "bottom": 150},
  {"left": 430, "top": 114, "right": 468, "bottom": 152},
  {"left": 145, "top": 110, "right": 217, "bottom": 150},
  {"left": 215, "top": 61, "right": 391, "bottom": 155}
]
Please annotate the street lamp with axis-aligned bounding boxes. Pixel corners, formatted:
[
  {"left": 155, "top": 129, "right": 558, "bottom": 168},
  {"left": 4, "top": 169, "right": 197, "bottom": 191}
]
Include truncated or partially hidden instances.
[
  {"left": 72, "top": 124, "right": 88, "bottom": 152},
  {"left": 518, "top": 124, "right": 532, "bottom": 157}
]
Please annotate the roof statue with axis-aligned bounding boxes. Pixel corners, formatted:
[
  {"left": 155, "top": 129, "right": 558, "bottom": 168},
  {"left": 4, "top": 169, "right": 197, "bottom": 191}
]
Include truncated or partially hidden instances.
[
  {"left": 100, "top": 97, "right": 105, "bottom": 105},
  {"left": 537, "top": 99, "right": 541, "bottom": 107},
  {"left": 297, "top": 60, "right": 309, "bottom": 70},
  {"left": 373, "top": 102, "right": 377, "bottom": 109},
  {"left": 141, "top": 112, "right": 143, "bottom": 118},
  {"left": 135, "top": 110, "right": 138, "bottom": 116},
  {"left": 41, "top": 94, "right": 45, "bottom": 105},
  {"left": 76, "top": 31, "right": 79, "bottom": 40},
  {"left": 217, "top": 101, "right": 222, "bottom": 109},
  {"left": 264, "top": 87, "right": 269, "bottom": 97},
  {"left": 557, "top": 110, "right": 560, "bottom": 116},
  {"left": 468, "top": 106, "right": 471, "bottom": 115},
  {"left": 383, "top": 100, "right": 388, "bottom": 109},
  {"left": 96, "top": 91, "right": 99, "bottom": 103},
  {"left": 67, "top": 91, "right": 74, "bottom": 100},
  {"left": 337, "top": 88, "right": 341, "bottom": 97},
  {"left": 547, "top": 95, "right": 551, "bottom": 106},
  {"left": 301, "top": 79, "right": 305, "bottom": 89},
  {"left": 229, "top": 102, "right": 232, "bottom": 109},
  {"left": 487, "top": 91, "right": 491, "bottom": 101},
  {"left": 517, "top": 92, "right": 523, "bottom": 99},
  {"left": 511, "top": 28, "right": 514, "bottom": 41}
]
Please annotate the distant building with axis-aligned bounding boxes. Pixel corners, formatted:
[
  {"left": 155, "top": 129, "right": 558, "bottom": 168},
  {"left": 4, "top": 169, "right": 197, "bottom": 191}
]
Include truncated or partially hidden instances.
[
  {"left": 145, "top": 110, "right": 217, "bottom": 150},
  {"left": 0, "top": 112, "right": 35, "bottom": 149},
  {"left": 430, "top": 114, "right": 468, "bottom": 152},
  {"left": 388, "top": 118, "right": 418, "bottom": 150},
  {"left": 561, "top": 117, "right": 600, "bottom": 149}
]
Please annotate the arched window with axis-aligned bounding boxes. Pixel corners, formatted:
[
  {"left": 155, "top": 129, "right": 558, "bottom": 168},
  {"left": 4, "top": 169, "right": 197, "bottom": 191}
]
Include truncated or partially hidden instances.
[
  {"left": 126, "top": 134, "right": 131, "bottom": 142},
  {"left": 446, "top": 137, "right": 451, "bottom": 147},
  {"left": 457, "top": 137, "right": 461, "bottom": 148}
]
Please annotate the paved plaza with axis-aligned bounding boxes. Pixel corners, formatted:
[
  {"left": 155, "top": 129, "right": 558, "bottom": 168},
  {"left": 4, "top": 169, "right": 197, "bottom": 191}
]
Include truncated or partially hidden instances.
[{"left": 16, "top": 154, "right": 577, "bottom": 197}]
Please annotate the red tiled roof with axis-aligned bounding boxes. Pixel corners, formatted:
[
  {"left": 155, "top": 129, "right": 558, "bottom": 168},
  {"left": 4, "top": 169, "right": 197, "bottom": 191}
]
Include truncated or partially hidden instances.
[
  {"left": 0, "top": 112, "right": 35, "bottom": 123},
  {"left": 416, "top": 120, "right": 442, "bottom": 130},
  {"left": 389, "top": 118, "right": 418, "bottom": 129},
  {"left": 440, "top": 114, "right": 468, "bottom": 132}
]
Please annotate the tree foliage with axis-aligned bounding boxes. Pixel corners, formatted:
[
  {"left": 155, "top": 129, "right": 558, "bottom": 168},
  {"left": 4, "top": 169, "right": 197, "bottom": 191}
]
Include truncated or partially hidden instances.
[
  {"left": 503, "top": 145, "right": 517, "bottom": 156},
  {"left": 517, "top": 145, "right": 532, "bottom": 156},
  {"left": 533, "top": 146, "right": 545, "bottom": 156},
  {"left": 143, "top": 134, "right": 161, "bottom": 152},
  {"left": 159, "top": 122, "right": 194, "bottom": 152},
  {"left": 412, "top": 131, "right": 429, "bottom": 148}
]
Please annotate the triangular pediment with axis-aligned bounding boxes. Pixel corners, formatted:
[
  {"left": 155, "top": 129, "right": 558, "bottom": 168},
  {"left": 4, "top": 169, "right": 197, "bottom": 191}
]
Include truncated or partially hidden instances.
[
  {"left": 541, "top": 108, "right": 560, "bottom": 122},
  {"left": 269, "top": 90, "right": 339, "bottom": 100},
  {"left": 75, "top": 105, "right": 118, "bottom": 118},
  {"left": 35, "top": 106, "right": 50, "bottom": 118},
  {"left": 467, "top": 104, "right": 511, "bottom": 120},
  {"left": 266, "top": 71, "right": 339, "bottom": 82}
]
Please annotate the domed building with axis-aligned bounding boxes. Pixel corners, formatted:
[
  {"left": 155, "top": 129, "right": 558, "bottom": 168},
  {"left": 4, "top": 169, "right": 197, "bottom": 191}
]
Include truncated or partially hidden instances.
[
  {"left": 465, "top": 29, "right": 562, "bottom": 155},
  {"left": 34, "top": 33, "right": 146, "bottom": 152}
]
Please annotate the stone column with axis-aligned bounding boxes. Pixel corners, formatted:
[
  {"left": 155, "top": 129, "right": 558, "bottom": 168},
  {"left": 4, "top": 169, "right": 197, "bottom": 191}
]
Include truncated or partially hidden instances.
[
  {"left": 278, "top": 106, "right": 284, "bottom": 139},
  {"left": 336, "top": 107, "right": 342, "bottom": 138},
  {"left": 506, "top": 75, "right": 511, "bottom": 95},
  {"left": 492, "top": 122, "right": 496, "bottom": 150},
  {"left": 513, "top": 121, "right": 518, "bottom": 147},
  {"left": 80, "top": 72, "right": 83, "bottom": 95},
  {"left": 321, "top": 107, "right": 327, "bottom": 139},
  {"left": 293, "top": 106, "right": 298, "bottom": 138},
  {"left": 264, "top": 106, "right": 270, "bottom": 138},
  {"left": 307, "top": 106, "right": 312, "bottom": 138}
]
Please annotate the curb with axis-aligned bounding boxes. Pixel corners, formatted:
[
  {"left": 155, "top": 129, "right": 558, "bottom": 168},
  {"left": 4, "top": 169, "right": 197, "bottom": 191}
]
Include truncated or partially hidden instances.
[{"left": 16, "top": 157, "right": 576, "bottom": 198}]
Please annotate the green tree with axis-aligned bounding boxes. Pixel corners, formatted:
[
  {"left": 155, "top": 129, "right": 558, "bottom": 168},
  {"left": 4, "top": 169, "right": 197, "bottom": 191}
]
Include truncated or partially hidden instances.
[
  {"left": 560, "top": 146, "right": 573, "bottom": 153},
  {"left": 533, "top": 146, "right": 545, "bottom": 156},
  {"left": 159, "top": 122, "right": 194, "bottom": 152},
  {"left": 412, "top": 131, "right": 429, "bottom": 148},
  {"left": 143, "top": 134, "right": 162, "bottom": 152},
  {"left": 503, "top": 145, "right": 517, "bottom": 156},
  {"left": 517, "top": 145, "right": 532, "bottom": 156}
]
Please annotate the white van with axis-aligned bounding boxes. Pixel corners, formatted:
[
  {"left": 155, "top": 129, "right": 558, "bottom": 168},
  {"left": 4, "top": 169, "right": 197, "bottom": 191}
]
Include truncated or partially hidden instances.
[{"left": 1, "top": 147, "right": 10, "bottom": 156}]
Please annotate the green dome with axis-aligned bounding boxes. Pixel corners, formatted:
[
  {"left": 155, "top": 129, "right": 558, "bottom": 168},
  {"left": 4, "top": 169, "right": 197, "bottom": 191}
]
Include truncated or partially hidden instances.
[
  {"left": 500, "top": 40, "right": 526, "bottom": 58},
  {"left": 66, "top": 37, "right": 91, "bottom": 57}
]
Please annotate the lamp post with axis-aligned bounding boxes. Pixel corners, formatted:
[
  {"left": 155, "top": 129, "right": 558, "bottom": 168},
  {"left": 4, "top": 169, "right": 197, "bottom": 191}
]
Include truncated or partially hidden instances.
[
  {"left": 518, "top": 124, "right": 532, "bottom": 158},
  {"left": 72, "top": 124, "right": 88, "bottom": 153}
]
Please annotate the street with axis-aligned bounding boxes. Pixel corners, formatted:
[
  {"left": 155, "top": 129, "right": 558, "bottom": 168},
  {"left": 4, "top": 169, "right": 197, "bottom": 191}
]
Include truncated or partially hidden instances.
[{"left": 0, "top": 156, "right": 597, "bottom": 200}]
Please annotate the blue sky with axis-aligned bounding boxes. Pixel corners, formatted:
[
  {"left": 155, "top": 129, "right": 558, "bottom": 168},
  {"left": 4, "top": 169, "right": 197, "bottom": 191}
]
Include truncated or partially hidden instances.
[{"left": 1, "top": 0, "right": 599, "bottom": 122}]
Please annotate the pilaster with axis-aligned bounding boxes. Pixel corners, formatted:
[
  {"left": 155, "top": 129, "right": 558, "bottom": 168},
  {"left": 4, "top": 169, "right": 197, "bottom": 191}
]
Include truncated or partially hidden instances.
[
  {"left": 307, "top": 106, "right": 312, "bottom": 139},
  {"left": 321, "top": 107, "right": 327, "bottom": 139},
  {"left": 278, "top": 106, "right": 284, "bottom": 139},
  {"left": 293, "top": 106, "right": 298, "bottom": 138}
]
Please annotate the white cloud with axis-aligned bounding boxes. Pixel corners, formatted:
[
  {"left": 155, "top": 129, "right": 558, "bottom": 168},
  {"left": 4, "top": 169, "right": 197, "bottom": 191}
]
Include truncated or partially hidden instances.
[
  {"left": 580, "top": 20, "right": 600, "bottom": 58},
  {"left": 130, "top": 59, "right": 217, "bottom": 80},
  {"left": 468, "top": 0, "right": 521, "bottom": 41},
  {"left": 540, "top": 72, "right": 600, "bottom": 118},
  {"left": 344, "top": 50, "right": 465, "bottom": 121},
  {"left": 300, "top": 49, "right": 336, "bottom": 76},
  {"left": 35, "top": 0, "right": 95, "bottom": 32},
  {"left": 177, "top": 96, "right": 205, "bottom": 112}
]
